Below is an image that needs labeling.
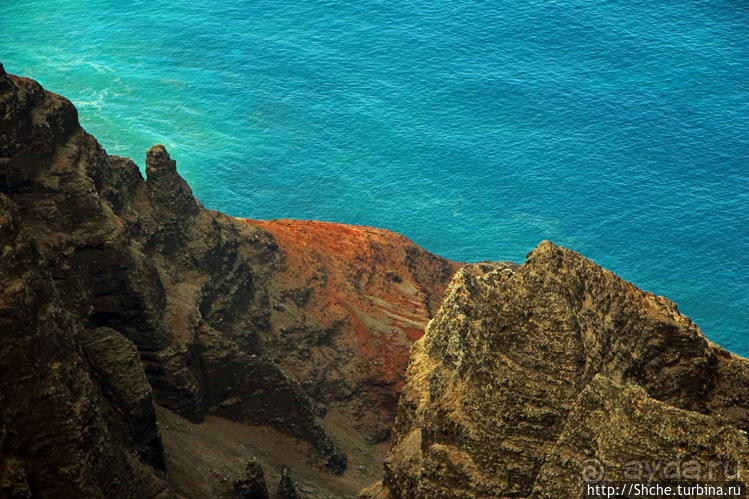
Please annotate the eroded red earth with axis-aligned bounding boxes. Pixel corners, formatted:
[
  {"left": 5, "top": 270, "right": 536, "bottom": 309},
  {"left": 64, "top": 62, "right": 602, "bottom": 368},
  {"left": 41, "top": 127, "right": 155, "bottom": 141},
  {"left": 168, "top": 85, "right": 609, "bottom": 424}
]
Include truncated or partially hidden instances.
[{"left": 245, "top": 219, "right": 460, "bottom": 427}]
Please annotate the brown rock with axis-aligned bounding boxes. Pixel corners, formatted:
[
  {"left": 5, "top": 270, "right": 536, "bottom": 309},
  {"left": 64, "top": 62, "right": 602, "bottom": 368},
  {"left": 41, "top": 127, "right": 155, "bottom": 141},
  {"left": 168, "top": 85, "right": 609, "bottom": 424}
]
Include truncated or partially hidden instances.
[
  {"left": 532, "top": 375, "right": 749, "bottom": 497},
  {"left": 79, "top": 326, "right": 165, "bottom": 469},
  {"left": 378, "top": 241, "right": 749, "bottom": 497},
  {"left": 145, "top": 143, "right": 199, "bottom": 219},
  {"left": 233, "top": 458, "right": 269, "bottom": 499},
  {"left": 276, "top": 467, "right": 301, "bottom": 499}
]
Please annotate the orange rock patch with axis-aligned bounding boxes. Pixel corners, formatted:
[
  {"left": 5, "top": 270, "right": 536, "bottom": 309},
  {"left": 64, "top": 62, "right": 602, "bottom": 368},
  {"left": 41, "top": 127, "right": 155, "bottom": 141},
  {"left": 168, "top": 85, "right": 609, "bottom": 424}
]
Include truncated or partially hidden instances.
[{"left": 244, "top": 219, "right": 461, "bottom": 422}]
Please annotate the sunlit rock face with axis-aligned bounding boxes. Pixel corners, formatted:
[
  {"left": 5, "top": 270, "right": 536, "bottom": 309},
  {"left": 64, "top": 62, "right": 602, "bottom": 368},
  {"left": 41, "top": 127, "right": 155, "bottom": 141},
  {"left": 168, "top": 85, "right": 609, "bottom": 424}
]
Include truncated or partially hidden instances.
[{"left": 374, "top": 241, "right": 749, "bottom": 498}]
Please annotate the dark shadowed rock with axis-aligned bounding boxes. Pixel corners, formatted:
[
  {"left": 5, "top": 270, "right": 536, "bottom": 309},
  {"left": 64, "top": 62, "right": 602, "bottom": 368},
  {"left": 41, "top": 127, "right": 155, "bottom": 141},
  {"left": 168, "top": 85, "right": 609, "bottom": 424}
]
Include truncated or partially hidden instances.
[
  {"left": 0, "top": 62, "right": 12, "bottom": 93},
  {"left": 145, "top": 144, "right": 199, "bottom": 218},
  {"left": 233, "top": 458, "right": 269, "bottom": 499},
  {"left": 276, "top": 467, "right": 301, "bottom": 499},
  {"left": 80, "top": 326, "right": 165, "bottom": 470},
  {"left": 1, "top": 70, "right": 171, "bottom": 498}
]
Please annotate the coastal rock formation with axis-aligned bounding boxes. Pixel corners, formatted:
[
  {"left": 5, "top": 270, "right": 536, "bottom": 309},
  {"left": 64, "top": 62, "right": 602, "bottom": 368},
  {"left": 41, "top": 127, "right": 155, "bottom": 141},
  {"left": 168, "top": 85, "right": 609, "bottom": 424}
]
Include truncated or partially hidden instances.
[
  {"left": 373, "top": 241, "right": 749, "bottom": 497},
  {"left": 0, "top": 63, "right": 458, "bottom": 496},
  {"left": 5, "top": 62, "right": 749, "bottom": 498}
]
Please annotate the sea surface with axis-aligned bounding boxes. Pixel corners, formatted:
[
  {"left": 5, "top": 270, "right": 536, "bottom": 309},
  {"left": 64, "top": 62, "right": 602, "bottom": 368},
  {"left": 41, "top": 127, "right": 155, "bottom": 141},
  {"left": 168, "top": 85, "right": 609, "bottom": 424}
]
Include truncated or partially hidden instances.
[{"left": 2, "top": 1, "right": 747, "bottom": 354}]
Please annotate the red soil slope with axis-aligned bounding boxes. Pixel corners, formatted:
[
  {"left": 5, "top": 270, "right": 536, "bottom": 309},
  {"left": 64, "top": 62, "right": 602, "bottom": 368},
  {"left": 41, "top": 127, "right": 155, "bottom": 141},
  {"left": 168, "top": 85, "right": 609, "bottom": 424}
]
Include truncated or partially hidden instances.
[{"left": 245, "top": 219, "right": 461, "bottom": 437}]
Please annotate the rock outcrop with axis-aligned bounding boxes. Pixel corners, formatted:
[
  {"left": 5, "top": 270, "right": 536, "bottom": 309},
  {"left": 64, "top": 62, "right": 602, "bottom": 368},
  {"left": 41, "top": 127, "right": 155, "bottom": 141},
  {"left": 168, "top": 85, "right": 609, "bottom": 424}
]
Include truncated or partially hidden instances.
[
  {"left": 0, "top": 63, "right": 459, "bottom": 496},
  {"left": 276, "top": 467, "right": 301, "bottom": 499},
  {"left": 374, "top": 241, "right": 749, "bottom": 498},
  {"left": 233, "top": 458, "right": 270, "bottom": 499}
]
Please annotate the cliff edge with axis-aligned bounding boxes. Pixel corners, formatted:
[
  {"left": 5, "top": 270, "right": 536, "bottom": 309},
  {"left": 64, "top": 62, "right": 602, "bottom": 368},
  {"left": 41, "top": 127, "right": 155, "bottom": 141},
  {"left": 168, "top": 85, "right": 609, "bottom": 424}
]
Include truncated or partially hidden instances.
[{"left": 366, "top": 241, "right": 749, "bottom": 498}]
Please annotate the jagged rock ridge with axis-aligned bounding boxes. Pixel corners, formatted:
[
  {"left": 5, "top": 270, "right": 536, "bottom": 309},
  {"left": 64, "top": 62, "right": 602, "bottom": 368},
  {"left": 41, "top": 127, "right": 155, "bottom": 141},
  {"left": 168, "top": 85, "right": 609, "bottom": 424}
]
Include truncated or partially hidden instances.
[
  {"left": 369, "top": 241, "right": 749, "bottom": 498},
  {"left": 0, "top": 63, "right": 461, "bottom": 497}
]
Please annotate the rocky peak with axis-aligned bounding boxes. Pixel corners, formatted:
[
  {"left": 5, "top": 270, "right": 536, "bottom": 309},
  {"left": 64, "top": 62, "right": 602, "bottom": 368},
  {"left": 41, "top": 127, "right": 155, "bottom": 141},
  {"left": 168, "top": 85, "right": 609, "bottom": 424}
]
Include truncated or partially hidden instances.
[
  {"left": 145, "top": 143, "right": 176, "bottom": 177},
  {"left": 0, "top": 62, "right": 11, "bottom": 93},
  {"left": 145, "top": 143, "right": 199, "bottom": 218}
]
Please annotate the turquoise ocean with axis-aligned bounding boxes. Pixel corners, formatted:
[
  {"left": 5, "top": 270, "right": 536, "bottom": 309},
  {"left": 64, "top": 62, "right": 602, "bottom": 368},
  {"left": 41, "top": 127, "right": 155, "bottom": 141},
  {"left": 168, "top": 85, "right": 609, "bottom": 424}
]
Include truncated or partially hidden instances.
[{"left": 2, "top": 1, "right": 747, "bottom": 353}]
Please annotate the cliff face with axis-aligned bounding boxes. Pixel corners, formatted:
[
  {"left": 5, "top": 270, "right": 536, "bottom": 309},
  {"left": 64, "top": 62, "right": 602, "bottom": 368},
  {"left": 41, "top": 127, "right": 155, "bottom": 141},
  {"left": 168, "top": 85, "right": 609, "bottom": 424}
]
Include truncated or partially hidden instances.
[
  {"left": 373, "top": 241, "right": 749, "bottom": 498},
  {"left": 245, "top": 219, "right": 459, "bottom": 438},
  {"left": 0, "top": 64, "right": 458, "bottom": 497},
  {"left": 1, "top": 64, "right": 171, "bottom": 498}
]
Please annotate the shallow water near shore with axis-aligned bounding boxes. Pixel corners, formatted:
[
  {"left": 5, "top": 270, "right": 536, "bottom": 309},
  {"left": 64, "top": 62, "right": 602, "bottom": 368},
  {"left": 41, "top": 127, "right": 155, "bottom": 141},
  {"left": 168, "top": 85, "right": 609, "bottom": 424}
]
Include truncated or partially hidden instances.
[{"left": 1, "top": 1, "right": 747, "bottom": 353}]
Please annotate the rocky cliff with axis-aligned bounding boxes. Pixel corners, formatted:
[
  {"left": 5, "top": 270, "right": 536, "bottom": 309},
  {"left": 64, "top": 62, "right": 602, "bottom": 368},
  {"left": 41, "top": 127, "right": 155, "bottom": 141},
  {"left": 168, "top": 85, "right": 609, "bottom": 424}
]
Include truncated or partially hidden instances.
[
  {"left": 0, "top": 63, "right": 460, "bottom": 497},
  {"left": 4, "top": 63, "right": 748, "bottom": 499},
  {"left": 367, "top": 241, "right": 749, "bottom": 498}
]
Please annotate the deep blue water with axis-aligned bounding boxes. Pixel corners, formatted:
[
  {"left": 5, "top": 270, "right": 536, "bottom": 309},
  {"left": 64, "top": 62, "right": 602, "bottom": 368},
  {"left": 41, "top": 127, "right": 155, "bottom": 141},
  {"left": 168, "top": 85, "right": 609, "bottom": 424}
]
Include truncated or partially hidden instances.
[{"left": 2, "top": 1, "right": 747, "bottom": 353}]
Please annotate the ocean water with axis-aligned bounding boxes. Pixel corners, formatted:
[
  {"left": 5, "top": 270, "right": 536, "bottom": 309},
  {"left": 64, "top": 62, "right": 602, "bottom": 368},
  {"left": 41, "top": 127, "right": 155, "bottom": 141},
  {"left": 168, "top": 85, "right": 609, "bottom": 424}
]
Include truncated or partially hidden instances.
[{"left": 1, "top": 1, "right": 747, "bottom": 354}]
